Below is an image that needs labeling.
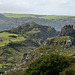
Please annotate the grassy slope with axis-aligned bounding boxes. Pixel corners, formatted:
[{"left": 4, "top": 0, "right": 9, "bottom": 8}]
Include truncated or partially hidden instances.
[
  {"left": 3, "top": 35, "right": 75, "bottom": 75},
  {"left": 0, "top": 32, "right": 25, "bottom": 46},
  {"left": 30, "top": 36, "right": 75, "bottom": 58},
  {"left": 0, "top": 32, "right": 38, "bottom": 71},
  {"left": 38, "top": 15, "right": 72, "bottom": 19},
  {"left": 0, "top": 22, "right": 58, "bottom": 71},
  {"left": 0, "top": 32, "right": 25, "bottom": 70}
]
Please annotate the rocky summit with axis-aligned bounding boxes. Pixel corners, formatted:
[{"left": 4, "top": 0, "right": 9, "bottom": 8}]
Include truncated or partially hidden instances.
[{"left": 59, "top": 25, "right": 75, "bottom": 36}]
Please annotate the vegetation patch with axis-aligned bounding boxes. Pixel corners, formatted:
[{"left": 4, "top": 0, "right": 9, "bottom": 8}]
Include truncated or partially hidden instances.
[
  {"left": 60, "top": 64, "right": 75, "bottom": 75},
  {"left": 0, "top": 32, "right": 25, "bottom": 47},
  {"left": 24, "top": 54, "right": 70, "bottom": 75}
]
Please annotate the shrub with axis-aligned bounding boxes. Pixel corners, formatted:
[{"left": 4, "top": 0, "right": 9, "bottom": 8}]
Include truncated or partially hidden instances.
[
  {"left": 24, "top": 54, "right": 70, "bottom": 75},
  {"left": 60, "top": 64, "right": 75, "bottom": 75}
]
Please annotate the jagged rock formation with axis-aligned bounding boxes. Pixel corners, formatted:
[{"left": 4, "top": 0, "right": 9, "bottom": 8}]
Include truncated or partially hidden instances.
[
  {"left": 59, "top": 25, "right": 75, "bottom": 36},
  {"left": 21, "top": 25, "right": 75, "bottom": 65},
  {"left": 44, "top": 25, "right": 75, "bottom": 48},
  {"left": 44, "top": 37, "right": 73, "bottom": 48},
  {"left": 44, "top": 38, "right": 53, "bottom": 47},
  {"left": 21, "top": 25, "right": 75, "bottom": 64}
]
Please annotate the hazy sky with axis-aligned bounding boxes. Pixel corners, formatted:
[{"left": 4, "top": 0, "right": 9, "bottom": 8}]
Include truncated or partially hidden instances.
[{"left": 0, "top": 0, "right": 75, "bottom": 15}]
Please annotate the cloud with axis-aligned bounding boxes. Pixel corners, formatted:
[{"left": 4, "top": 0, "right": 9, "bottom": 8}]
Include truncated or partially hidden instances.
[{"left": 0, "top": 0, "right": 75, "bottom": 15}]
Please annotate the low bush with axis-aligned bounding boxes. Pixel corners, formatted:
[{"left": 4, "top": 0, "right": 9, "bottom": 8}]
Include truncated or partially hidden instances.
[
  {"left": 60, "top": 64, "right": 75, "bottom": 75},
  {"left": 24, "top": 54, "right": 70, "bottom": 75}
]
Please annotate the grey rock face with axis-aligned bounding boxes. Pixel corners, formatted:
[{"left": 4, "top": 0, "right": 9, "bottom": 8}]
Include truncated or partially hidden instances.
[
  {"left": 44, "top": 38, "right": 53, "bottom": 47},
  {"left": 21, "top": 53, "right": 28, "bottom": 62},
  {"left": 59, "top": 25, "right": 75, "bottom": 36},
  {"left": 21, "top": 51, "right": 33, "bottom": 63},
  {"left": 44, "top": 37, "right": 73, "bottom": 47}
]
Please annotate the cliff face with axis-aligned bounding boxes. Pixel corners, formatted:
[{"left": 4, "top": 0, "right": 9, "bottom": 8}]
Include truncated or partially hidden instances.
[{"left": 59, "top": 25, "right": 75, "bottom": 36}]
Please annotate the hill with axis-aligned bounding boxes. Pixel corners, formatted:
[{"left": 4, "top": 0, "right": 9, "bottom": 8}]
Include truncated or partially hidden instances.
[
  {"left": 0, "top": 13, "right": 75, "bottom": 31},
  {"left": 0, "top": 22, "right": 58, "bottom": 72},
  {"left": 6, "top": 22, "right": 58, "bottom": 43},
  {"left": 3, "top": 25, "right": 75, "bottom": 75}
]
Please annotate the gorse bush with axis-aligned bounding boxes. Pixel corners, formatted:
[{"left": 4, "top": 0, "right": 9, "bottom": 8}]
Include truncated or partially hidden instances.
[{"left": 24, "top": 54, "right": 70, "bottom": 75}]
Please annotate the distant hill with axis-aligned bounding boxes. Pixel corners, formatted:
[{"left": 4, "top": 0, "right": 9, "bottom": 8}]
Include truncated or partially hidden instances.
[{"left": 0, "top": 13, "right": 75, "bottom": 31}]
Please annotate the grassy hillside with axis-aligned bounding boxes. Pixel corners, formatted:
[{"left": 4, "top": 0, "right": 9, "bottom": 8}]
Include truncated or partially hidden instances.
[
  {"left": 0, "top": 32, "right": 26, "bottom": 71},
  {"left": 4, "top": 54, "right": 70, "bottom": 75},
  {"left": 28, "top": 36, "right": 75, "bottom": 60},
  {"left": 0, "top": 33, "right": 39, "bottom": 71},
  {"left": 4, "top": 24, "right": 75, "bottom": 75},
  {"left": 1, "top": 23, "right": 75, "bottom": 75},
  {"left": 0, "top": 38, "right": 38, "bottom": 71},
  {"left": 0, "top": 32, "right": 25, "bottom": 46},
  {"left": 1, "top": 22, "right": 75, "bottom": 75},
  {"left": 3, "top": 35, "right": 75, "bottom": 75},
  {"left": 0, "top": 22, "right": 58, "bottom": 72}
]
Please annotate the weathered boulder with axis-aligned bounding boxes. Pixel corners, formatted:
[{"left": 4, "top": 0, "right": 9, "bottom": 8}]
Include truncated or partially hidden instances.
[{"left": 66, "top": 40, "right": 72, "bottom": 46}]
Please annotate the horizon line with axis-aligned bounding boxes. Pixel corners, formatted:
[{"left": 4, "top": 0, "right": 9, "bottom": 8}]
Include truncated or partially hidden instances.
[{"left": 0, "top": 12, "right": 75, "bottom": 16}]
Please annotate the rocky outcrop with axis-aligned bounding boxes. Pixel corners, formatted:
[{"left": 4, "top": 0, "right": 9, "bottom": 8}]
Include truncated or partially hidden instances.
[
  {"left": 59, "top": 25, "right": 75, "bottom": 36},
  {"left": 21, "top": 53, "right": 28, "bottom": 62},
  {"left": 44, "top": 36, "right": 74, "bottom": 48},
  {"left": 44, "top": 38, "right": 53, "bottom": 47},
  {"left": 21, "top": 52, "right": 32, "bottom": 63}
]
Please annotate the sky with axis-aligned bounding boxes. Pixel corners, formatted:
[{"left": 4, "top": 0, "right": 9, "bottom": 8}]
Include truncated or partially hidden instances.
[{"left": 0, "top": 0, "right": 75, "bottom": 15}]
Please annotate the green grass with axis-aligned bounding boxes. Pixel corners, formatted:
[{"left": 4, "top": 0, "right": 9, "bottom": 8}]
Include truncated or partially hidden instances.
[
  {"left": 29, "top": 36, "right": 75, "bottom": 60},
  {"left": 2, "top": 13, "right": 36, "bottom": 18},
  {"left": 0, "top": 31, "right": 39, "bottom": 71},
  {"left": 0, "top": 64, "right": 2, "bottom": 68},
  {"left": 0, "top": 32, "right": 25, "bottom": 46},
  {"left": 71, "top": 18, "right": 75, "bottom": 20},
  {"left": 39, "top": 15, "right": 72, "bottom": 19},
  {"left": 45, "top": 36, "right": 75, "bottom": 56},
  {"left": 3, "top": 35, "right": 75, "bottom": 75},
  {"left": 2, "top": 13, "right": 75, "bottom": 19},
  {"left": 27, "top": 29, "right": 40, "bottom": 34}
]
